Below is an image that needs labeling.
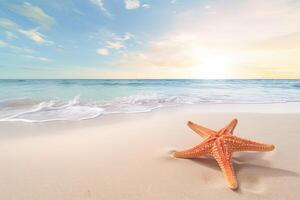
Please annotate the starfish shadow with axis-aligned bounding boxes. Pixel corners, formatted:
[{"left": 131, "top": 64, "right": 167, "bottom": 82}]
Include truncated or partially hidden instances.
[
  {"left": 189, "top": 153, "right": 300, "bottom": 192},
  {"left": 233, "top": 152, "right": 271, "bottom": 166}
]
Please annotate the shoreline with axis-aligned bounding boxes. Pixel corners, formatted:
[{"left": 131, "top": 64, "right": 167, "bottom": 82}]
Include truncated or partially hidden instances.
[{"left": 1, "top": 102, "right": 300, "bottom": 124}]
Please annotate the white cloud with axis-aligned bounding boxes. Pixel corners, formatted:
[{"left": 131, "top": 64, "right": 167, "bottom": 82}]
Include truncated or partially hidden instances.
[
  {"left": 90, "top": 0, "right": 112, "bottom": 18},
  {"left": 0, "top": 18, "right": 53, "bottom": 45},
  {"left": 114, "top": 32, "right": 134, "bottom": 41},
  {"left": 5, "top": 31, "right": 18, "bottom": 40},
  {"left": 106, "top": 41, "right": 125, "bottom": 49},
  {"left": 142, "top": 4, "right": 151, "bottom": 9},
  {"left": 97, "top": 48, "right": 109, "bottom": 55},
  {"left": 23, "top": 55, "right": 51, "bottom": 62},
  {"left": 0, "top": 40, "right": 34, "bottom": 54},
  {"left": 0, "top": 18, "right": 19, "bottom": 30},
  {"left": 10, "top": 2, "right": 55, "bottom": 28},
  {"left": 0, "top": 40, "right": 50, "bottom": 62},
  {"left": 124, "top": 0, "right": 140, "bottom": 10},
  {"left": 18, "top": 28, "right": 45, "bottom": 44},
  {"left": 94, "top": 31, "right": 136, "bottom": 56},
  {"left": 96, "top": 32, "right": 135, "bottom": 55}
]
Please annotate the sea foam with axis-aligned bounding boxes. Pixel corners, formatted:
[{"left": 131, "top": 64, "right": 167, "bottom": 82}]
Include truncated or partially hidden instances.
[{"left": 0, "top": 96, "right": 104, "bottom": 122}]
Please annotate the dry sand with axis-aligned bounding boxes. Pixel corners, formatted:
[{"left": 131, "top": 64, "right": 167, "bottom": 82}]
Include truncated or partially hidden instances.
[{"left": 0, "top": 104, "right": 299, "bottom": 200}]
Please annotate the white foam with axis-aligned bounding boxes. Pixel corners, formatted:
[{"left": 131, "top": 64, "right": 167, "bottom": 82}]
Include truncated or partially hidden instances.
[
  {"left": 0, "top": 96, "right": 104, "bottom": 122},
  {"left": 1, "top": 92, "right": 300, "bottom": 123}
]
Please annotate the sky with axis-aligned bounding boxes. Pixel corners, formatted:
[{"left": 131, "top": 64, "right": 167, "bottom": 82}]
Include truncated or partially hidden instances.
[{"left": 0, "top": 0, "right": 299, "bottom": 79}]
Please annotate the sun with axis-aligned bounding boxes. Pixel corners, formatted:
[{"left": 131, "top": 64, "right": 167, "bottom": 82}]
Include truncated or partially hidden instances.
[
  {"left": 188, "top": 47, "right": 236, "bottom": 79},
  {"left": 198, "top": 54, "right": 233, "bottom": 79}
]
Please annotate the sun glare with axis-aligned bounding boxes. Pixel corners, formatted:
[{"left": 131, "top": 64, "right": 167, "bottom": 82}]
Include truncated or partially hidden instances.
[{"left": 198, "top": 55, "right": 233, "bottom": 79}]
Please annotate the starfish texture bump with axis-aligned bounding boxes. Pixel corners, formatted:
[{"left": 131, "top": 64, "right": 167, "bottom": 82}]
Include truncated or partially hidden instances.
[{"left": 174, "top": 119, "right": 275, "bottom": 189}]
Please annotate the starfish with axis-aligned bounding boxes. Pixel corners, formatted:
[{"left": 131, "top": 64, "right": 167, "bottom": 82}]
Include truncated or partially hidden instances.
[{"left": 174, "top": 119, "right": 275, "bottom": 189}]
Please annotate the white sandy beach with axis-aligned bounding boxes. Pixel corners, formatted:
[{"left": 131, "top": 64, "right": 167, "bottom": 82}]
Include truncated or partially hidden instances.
[{"left": 0, "top": 104, "right": 299, "bottom": 200}]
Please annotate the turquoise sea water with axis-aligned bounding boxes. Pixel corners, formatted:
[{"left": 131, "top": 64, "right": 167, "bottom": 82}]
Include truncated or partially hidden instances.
[{"left": 0, "top": 79, "right": 300, "bottom": 122}]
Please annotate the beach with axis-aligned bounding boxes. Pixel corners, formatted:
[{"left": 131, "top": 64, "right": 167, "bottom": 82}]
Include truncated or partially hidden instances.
[
  {"left": 1, "top": 0, "right": 300, "bottom": 198},
  {"left": 0, "top": 103, "right": 299, "bottom": 200}
]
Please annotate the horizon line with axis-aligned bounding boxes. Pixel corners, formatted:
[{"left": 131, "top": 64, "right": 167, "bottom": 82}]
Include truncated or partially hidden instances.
[{"left": 0, "top": 78, "right": 300, "bottom": 80}]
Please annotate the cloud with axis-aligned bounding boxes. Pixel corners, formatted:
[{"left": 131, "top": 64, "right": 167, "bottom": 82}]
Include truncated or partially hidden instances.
[
  {"left": 0, "top": 40, "right": 50, "bottom": 62},
  {"left": 96, "top": 32, "right": 135, "bottom": 55},
  {"left": 90, "top": 0, "right": 112, "bottom": 18},
  {"left": 0, "top": 18, "right": 53, "bottom": 45},
  {"left": 0, "top": 40, "right": 34, "bottom": 54},
  {"left": 124, "top": 0, "right": 140, "bottom": 10},
  {"left": 142, "top": 4, "right": 151, "bottom": 9},
  {"left": 18, "top": 28, "right": 45, "bottom": 44},
  {"left": 106, "top": 41, "right": 125, "bottom": 49},
  {"left": 115, "top": 32, "right": 135, "bottom": 41},
  {"left": 0, "top": 18, "right": 19, "bottom": 30},
  {"left": 20, "top": 28, "right": 53, "bottom": 45},
  {"left": 97, "top": 48, "right": 109, "bottom": 55},
  {"left": 22, "top": 55, "right": 51, "bottom": 62},
  {"left": 9, "top": 2, "right": 55, "bottom": 28},
  {"left": 18, "top": 28, "right": 54, "bottom": 45},
  {"left": 5, "top": 31, "right": 18, "bottom": 40}
]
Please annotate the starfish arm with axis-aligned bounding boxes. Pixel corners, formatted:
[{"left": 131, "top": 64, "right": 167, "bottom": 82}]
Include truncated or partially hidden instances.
[
  {"left": 174, "top": 138, "right": 214, "bottom": 159},
  {"left": 187, "top": 121, "right": 216, "bottom": 138},
  {"left": 224, "top": 136, "right": 275, "bottom": 152},
  {"left": 219, "top": 119, "right": 238, "bottom": 135},
  {"left": 212, "top": 141, "right": 238, "bottom": 189}
]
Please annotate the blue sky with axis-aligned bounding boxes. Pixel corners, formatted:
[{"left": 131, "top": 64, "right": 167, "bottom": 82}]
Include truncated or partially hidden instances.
[{"left": 0, "top": 0, "right": 300, "bottom": 79}]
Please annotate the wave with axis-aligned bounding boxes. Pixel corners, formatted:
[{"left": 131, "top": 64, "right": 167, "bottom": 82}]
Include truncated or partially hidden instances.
[
  {"left": 0, "top": 94, "right": 198, "bottom": 122},
  {"left": 0, "top": 92, "right": 300, "bottom": 123},
  {"left": 0, "top": 96, "right": 104, "bottom": 122}
]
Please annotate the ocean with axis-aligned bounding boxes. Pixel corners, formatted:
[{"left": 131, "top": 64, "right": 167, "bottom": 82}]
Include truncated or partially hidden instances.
[{"left": 0, "top": 79, "right": 300, "bottom": 122}]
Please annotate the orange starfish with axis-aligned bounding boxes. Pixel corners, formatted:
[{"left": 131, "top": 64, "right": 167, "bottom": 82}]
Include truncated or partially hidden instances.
[{"left": 174, "top": 119, "right": 275, "bottom": 189}]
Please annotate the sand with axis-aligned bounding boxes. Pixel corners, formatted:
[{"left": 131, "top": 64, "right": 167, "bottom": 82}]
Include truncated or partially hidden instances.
[{"left": 0, "top": 103, "right": 299, "bottom": 200}]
